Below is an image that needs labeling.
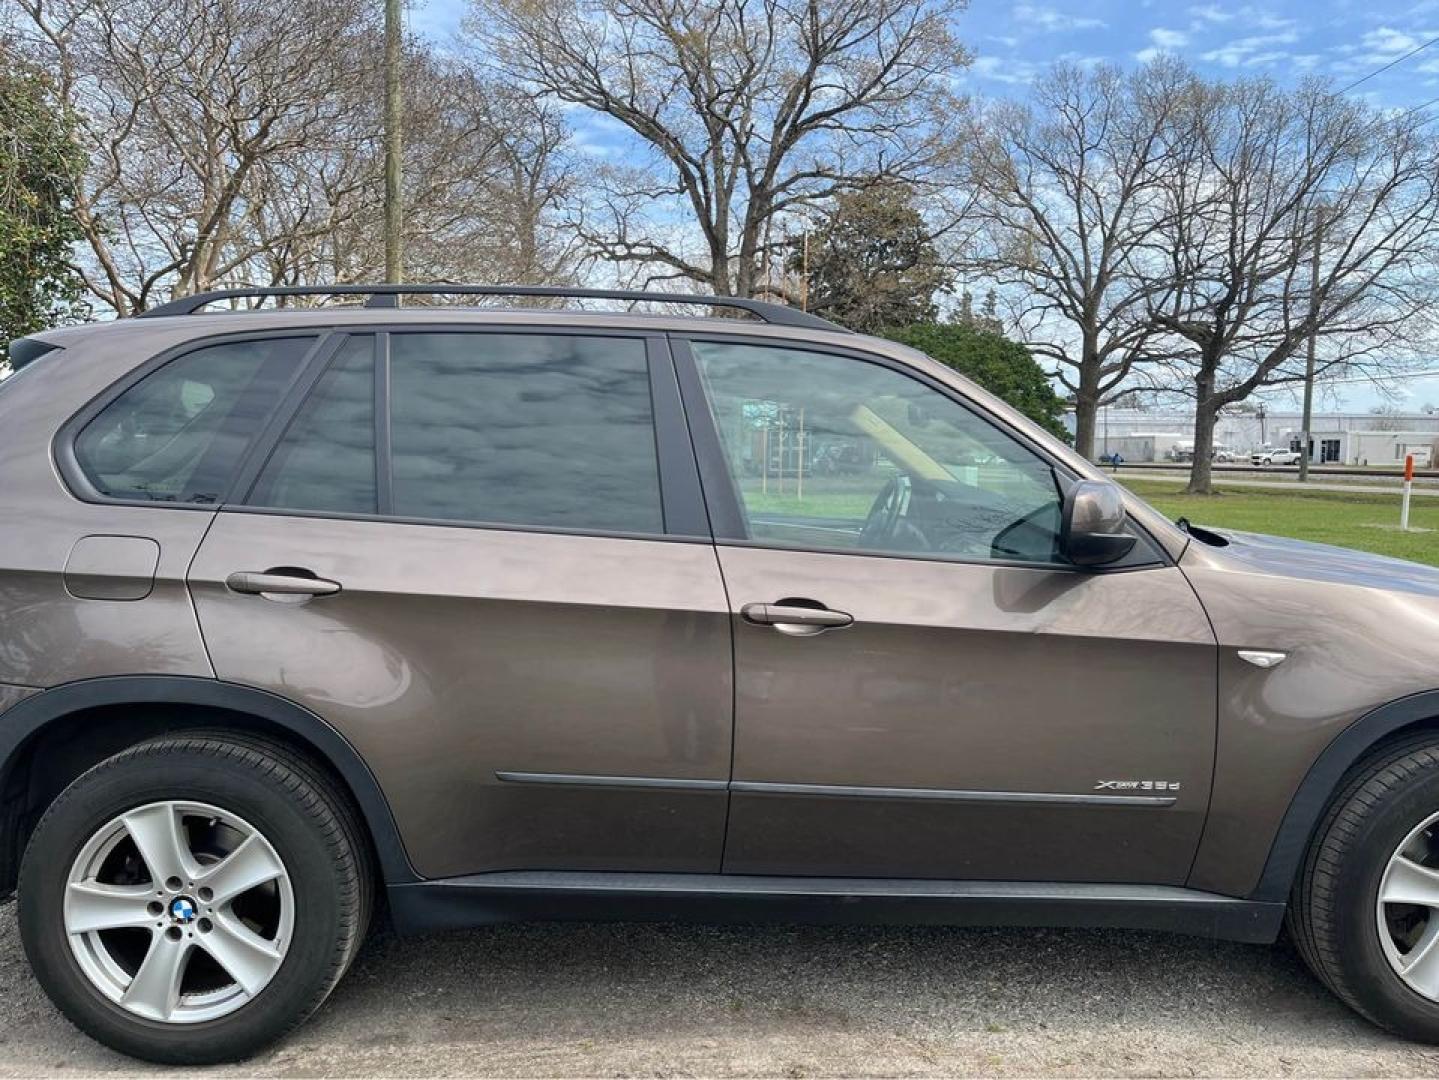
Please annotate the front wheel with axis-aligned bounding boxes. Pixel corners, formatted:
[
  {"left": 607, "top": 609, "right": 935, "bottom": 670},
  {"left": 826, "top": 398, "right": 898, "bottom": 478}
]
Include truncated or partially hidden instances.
[
  {"left": 1289, "top": 734, "right": 1439, "bottom": 1042},
  {"left": 18, "top": 733, "right": 371, "bottom": 1064}
]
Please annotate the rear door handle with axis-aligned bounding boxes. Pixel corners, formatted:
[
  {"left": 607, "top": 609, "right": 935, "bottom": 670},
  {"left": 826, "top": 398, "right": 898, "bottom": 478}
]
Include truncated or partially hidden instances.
[
  {"left": 741, "top": 601, "right": 853, "bottom": 636},
  {"left": 225, "top": 570, "right": 341, "bottom": 597}
]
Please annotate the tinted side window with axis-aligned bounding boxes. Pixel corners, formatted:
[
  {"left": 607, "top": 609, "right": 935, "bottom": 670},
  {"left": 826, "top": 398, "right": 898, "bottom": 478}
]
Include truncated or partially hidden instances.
[
  {"left": 389, "top": 333, "right": 662, "bottom": 533},
  {"left": 73, "top": 336, "right": 313, "bottom": 503},
  {"left": 248, "top": 336, "right": 377, "bottom": 515},
  {"left": 692, "top": 341, "right": 1065, "bottom": 564}
]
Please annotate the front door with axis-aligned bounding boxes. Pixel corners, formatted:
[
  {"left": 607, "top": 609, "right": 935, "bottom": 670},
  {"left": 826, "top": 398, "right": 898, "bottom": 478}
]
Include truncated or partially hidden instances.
[
  {"left": 188, "top": 329, "right": 733, "bottom": 880},
  {"left": 677, "top": 337, "right": 1216, "bottom": 885}
]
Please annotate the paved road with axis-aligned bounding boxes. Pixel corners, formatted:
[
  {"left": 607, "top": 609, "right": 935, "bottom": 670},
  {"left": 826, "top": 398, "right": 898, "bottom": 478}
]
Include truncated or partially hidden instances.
[
  {"left": 1114, "top": 468, "right": 1439, "bottom": 497},
  {"left": 4, "top": 907, "right": 1439, "bottom": 1077}
]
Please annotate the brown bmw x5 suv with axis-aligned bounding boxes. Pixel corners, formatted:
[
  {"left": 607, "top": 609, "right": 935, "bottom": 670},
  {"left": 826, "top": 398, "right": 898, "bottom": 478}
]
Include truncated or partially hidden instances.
[{"left": 5, "top": 284, "right": 1439, "bottom": 1062}]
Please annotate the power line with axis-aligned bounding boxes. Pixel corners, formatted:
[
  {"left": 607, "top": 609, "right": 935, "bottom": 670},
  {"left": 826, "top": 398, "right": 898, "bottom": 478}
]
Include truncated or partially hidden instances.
[
  {"left": 1399, "top": 94, "right": 1439, "bottom": 122},
  {"left": 1337, "top": 35, "right": 1439, "bottom": 94}
]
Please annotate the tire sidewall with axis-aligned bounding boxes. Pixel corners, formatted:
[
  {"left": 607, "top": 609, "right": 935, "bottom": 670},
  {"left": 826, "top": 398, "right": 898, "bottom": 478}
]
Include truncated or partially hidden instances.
[
  {"left": 1328, "top": 767, "right": 1439, "bottom": 1039},
  {"left": 19, "top": 744, "right": 353, "bottom": 1063}
]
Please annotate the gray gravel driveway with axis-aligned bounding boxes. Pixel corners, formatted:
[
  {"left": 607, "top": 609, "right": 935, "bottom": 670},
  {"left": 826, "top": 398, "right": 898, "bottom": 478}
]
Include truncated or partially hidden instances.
[{"left": 4, "top": 906, "right": 1439, "bottom": 1077}]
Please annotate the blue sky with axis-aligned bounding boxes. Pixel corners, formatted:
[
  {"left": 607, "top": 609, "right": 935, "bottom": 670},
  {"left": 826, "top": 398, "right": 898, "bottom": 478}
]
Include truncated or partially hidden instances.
[
  {"left": 411, "top": 0, "right": 1439, "bottom": 411},
  {"left": 414, "top": 0, "right": 1439, "bottom": 115}
]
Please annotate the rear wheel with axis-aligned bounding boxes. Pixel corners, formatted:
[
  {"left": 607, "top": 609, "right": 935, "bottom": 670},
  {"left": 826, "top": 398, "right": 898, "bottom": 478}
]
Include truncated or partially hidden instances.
[
  {"left": 18, "top": 732, "right": 371, "bottom": 1064},
  {"left": 1289, "top": 733, "right": 1439, "bottom": 1042}
]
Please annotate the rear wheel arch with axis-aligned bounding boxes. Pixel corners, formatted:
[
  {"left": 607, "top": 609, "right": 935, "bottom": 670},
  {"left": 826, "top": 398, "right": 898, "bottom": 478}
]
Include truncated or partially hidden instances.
[
  {"left": 1252, "top": 691, "right": 1439, "bottom": 903},
  {"left": 0, "top": 676, "right": 416, "bottom": 899}
]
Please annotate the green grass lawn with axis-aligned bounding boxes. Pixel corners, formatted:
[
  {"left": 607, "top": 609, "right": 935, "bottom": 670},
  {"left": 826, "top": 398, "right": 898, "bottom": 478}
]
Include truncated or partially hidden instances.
[
  {"left": 1122, "top": 478, "right": 1439, "bottom": 567},
  {"left": 734, "top": 474, "right": 1439, "bottom": 567}
]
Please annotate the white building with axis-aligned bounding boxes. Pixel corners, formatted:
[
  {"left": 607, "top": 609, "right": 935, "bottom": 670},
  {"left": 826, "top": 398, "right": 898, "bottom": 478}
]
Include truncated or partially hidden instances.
[{"left": 1077, "top": 407, "right": 1439, "bottom": 464}]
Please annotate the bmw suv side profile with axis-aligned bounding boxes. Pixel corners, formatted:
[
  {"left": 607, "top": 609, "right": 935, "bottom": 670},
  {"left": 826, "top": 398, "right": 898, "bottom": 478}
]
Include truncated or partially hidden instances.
[{"left": 5, "top": 285, "right": 1439, "bottom": 1063}]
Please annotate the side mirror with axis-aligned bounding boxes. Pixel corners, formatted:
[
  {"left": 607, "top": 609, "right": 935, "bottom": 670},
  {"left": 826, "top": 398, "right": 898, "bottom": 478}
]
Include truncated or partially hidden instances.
[{"left": 1061, "top": 480, "right": 1137, "bottom": 568}]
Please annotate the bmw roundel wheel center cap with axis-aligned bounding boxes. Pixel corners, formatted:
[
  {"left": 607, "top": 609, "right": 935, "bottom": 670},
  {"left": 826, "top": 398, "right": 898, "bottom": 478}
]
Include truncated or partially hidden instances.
[{"left": 169, "top": 895, "right": 199, "bottom": 924}]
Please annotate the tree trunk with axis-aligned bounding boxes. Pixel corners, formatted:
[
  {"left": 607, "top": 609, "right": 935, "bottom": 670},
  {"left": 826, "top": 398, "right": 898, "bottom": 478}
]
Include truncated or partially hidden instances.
[
  {"left": 1187, "top": 394, "right": 1218, "bottom": 495},
  {"left": 1072, "top": 360, "right": 1102, "bottom": 460}
]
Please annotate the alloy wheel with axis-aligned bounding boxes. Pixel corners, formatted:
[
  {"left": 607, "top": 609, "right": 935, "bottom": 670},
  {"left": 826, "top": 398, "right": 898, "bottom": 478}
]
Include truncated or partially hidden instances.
[
  {"left": 1377, "top": 809, "right": 1439, "bottom": 1001},
  {"left": 63, "top": 800, "right": 293, "bottom": 1024}
]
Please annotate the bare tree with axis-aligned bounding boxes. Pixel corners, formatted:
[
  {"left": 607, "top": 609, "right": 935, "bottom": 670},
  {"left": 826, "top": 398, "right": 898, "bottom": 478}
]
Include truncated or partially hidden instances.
[
  {"left": 18, "top": 0, "right": 382, "bottom": 313},
  {"left": 290, "top": 58, "right": 581, "bottom": 289},
  {"left": 16, "top": 1, "right": 580, "bottom": 310},
  {"left": 467, "top": 0, "right": 969, "bottom": 297},
  {"left": 1144, "top": 79, "right": 1439, "bottom": 493},
  {"left": 961, "top": 61, "right": 1194, "bottom": 459}
]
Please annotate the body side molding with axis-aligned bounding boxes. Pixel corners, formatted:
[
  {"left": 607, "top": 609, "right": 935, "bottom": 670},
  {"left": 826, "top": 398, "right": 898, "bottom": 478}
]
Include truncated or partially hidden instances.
[
  {"left": 387, "top": 870, "right": 1284, "bottom": 943},
  {"left": 1250, "top": 688, "right": 1439, "bottom": 903},
  {"left": 0, "top": 675, "right": 416, "bottom": 883},
  {"left": 495, "top": 771, "right": 728, "bottom": 791},
  {"left": 730, "top": 780, "right": 1177, "bottom": 807},
  {"left": 496, "top": 771, "right": 1177, "bottom": 806}
]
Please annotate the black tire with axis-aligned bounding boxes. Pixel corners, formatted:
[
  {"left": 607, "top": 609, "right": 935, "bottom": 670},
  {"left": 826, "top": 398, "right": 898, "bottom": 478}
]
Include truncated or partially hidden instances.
[
  {"left": 17, "top": 732, "right": 372, "bottom": 1064},
  {"left": 1289, "top": 732, "right": 1439, "bottom": 1042}
]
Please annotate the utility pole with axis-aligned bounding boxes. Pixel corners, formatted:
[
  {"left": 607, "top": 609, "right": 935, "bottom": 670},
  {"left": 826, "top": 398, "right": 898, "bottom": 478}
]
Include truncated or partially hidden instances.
[
  {"left": 383, "top": 0, "right": 404, "bottom": 286},
  {"left": 800, "top": 232, "right": 809, "bottom": 312},
  {"left": 1298, "top": 208, "right": 1325, "bottom": 482}
]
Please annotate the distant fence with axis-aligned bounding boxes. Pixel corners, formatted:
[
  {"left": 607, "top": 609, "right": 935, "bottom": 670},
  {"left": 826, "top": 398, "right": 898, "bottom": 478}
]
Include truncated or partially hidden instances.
[{"left": 1116, "top": 462, "right": 1439, "bottom": 480}]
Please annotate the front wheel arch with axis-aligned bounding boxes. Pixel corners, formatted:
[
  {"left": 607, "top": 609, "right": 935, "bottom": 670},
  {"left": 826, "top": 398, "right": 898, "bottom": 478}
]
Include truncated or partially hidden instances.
[
  {"left": 0, "top": 676, "right": 417, "bottom": 899},
  {"left": 1251, "top": 690, "right": 1439, "bottom": 904}
]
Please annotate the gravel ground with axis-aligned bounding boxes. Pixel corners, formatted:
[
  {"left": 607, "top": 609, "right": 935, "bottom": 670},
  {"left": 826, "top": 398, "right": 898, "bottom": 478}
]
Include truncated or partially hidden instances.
[{"left": 4, "top": 905, "right": 1439, "bottom": 1077}]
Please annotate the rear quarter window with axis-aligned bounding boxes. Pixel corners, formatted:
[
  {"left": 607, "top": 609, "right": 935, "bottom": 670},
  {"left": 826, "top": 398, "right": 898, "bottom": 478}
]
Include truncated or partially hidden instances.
[{"left": 71, "top": 335, "right": 314, "bottom": 504}]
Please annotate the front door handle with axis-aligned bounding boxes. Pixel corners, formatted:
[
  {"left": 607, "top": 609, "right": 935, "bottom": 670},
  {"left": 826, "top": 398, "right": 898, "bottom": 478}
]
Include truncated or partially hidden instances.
[
  {"left": 741, "top": 601, "right": 853, "bottom": 636},
  {"left": 226, "top": 570, "right": 341, "bottom": 597}
]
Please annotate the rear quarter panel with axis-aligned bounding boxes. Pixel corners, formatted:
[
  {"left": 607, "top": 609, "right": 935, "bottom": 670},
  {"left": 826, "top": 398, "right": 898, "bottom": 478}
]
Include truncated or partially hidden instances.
[{"left": 0, "top": 325, "right": 216, "bottom": 687}]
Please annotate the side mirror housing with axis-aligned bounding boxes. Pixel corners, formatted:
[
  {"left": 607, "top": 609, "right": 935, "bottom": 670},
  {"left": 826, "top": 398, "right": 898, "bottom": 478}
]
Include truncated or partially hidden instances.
[{"left": 1061, "top": 480, "right": 1137, "bottom": 568}]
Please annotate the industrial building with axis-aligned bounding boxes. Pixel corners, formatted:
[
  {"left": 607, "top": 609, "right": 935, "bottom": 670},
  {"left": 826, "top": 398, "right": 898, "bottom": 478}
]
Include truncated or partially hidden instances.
[{"left": 1076, "top": 407, "right": 1439, "bottom": 466}]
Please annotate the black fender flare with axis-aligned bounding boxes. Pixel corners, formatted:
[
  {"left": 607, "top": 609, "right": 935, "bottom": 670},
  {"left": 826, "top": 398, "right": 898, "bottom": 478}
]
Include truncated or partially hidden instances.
[
  {"left": 1251, "top": 689, "right": 1439, "bottom": 903},
  {"left": 0, "top": 675, "right": 417, "bottom": 884}
]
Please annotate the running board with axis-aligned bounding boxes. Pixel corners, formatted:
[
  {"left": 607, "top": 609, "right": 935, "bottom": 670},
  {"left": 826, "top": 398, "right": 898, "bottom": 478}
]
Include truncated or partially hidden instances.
[{"left": 386, "top": 871, "right": 1284, "bottom": 944}]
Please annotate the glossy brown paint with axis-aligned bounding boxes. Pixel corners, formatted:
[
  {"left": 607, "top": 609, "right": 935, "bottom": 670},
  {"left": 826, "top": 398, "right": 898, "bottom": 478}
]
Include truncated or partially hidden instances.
[
  {"left": 186, "top": 511, "right": 733, "bottom": 878},
  {"left": 5, "top": 307, "right": 1439, "bottom": 906},
  {"left": 716, "top": 546, "right": 1216, "bottom": 883},
  {"left": 0, "top": 322, "right": 215, "bottom": 688},
  {"left": 1179, "top": 536, "right": 1439, "bottom": 896}
]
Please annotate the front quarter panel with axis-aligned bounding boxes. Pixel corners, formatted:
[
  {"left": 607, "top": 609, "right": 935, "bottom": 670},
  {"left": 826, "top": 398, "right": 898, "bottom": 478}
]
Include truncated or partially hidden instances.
[{"left": 1182, "top": 540, "right": 1439, "bottom": 897}]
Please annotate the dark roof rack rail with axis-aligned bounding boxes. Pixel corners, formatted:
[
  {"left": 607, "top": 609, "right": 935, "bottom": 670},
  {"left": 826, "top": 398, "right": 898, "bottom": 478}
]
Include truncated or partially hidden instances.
[{"left": 138, "top": 284, "right": 848, "bottom": 332}]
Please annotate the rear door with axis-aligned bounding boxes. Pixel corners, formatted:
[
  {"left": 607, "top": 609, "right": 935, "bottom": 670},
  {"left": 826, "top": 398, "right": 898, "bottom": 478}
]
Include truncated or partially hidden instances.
[
  {"left": 188, "top": 328, "right": 733, "bottom": 880},
  {"left": 675, "top": 336, "right": 1217, "bottom": 885}
]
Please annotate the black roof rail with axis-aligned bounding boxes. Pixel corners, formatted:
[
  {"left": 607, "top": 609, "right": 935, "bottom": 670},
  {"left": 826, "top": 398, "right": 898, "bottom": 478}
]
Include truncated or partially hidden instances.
[{"left": 138, "top": 284, "right": 848, "bottom": 332}]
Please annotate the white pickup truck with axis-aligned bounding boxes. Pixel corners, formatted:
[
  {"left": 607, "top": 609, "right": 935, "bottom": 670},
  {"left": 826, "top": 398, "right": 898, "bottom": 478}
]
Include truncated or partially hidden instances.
[{"left": 1251, "top": 445, "right": 1304, "bottom": 466}]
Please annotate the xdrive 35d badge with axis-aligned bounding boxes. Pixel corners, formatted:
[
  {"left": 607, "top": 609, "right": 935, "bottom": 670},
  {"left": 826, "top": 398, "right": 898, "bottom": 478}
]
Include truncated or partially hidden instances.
[
  {"left": 1094, "top": 780, "right": 1183, "bottom": 792},
  {"left": 5, "top": 284, "right": 1439, "bottom": 1062}
]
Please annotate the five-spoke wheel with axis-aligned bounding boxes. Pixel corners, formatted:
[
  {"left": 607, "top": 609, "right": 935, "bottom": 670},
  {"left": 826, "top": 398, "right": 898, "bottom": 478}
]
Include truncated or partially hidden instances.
[
  {"left": 19, "top": 733, "right": 370, "bottom": 1064},
  {"left": 1378, "top": 810, "right": 1439, "bottom": 1001},
  {"left": 64, "top": 800, "right": 293, "bottom": 1023},
  {"left": 1291, "top": 734, "right": 1439, "bottom": 1043}
]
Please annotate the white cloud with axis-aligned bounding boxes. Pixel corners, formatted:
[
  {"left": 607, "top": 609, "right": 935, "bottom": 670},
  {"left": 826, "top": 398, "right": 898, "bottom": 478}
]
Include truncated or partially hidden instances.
[
  {"left": 1360, "top": 27, "right": 1437, "bottom": 56},
  {"left": 1013, "top": 4, "right": 1106, "bottom": 32},
  {"left": 1189, "top": 3, "right": 1233, "bottom": 22},
  {"left": 1135, "top": 46, "right": 1163, "bottom": 63},
  {"left": 1246, "top": 10, "right": 1294, "bottom": 31},
  {"left": 1056, "top": 51, "right": 1109, "bottom": 68},
  {"left": 1150, "top": 27, "right": 1190, "bottom": 48},
  {"left": 1201, "top": 30, "right": 1300, "bottom": 67},
  {"left": 969, "top": 54, "right": 1041, "bottom": 85}
]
